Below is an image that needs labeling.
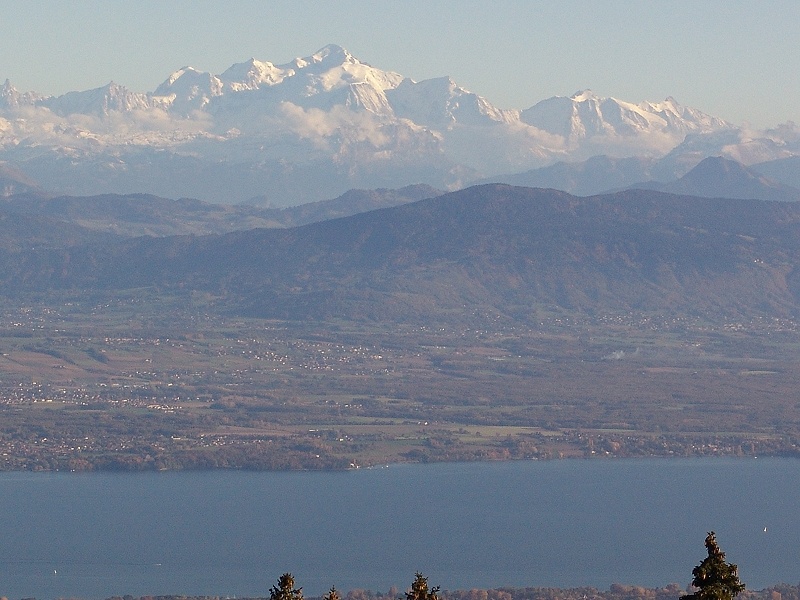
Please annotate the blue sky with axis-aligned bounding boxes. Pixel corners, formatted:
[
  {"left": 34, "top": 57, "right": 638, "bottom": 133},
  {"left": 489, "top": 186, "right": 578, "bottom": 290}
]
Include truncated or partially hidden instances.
[{"left": 1, "top": 0, "right": 796, "bottom": 128}]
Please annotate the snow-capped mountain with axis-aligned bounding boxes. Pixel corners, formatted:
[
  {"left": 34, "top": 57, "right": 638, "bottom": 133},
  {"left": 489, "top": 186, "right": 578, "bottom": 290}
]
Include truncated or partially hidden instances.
[
  {"left": 387, "top": 76, "right": 517, "bottom": 127},
  {"left": 155, "top": 44, "right": 404, "bottom": 117},
  {"left": 153, "top": 67, "right": 223, "bottom": 113},
  {"left": 0, "top": 79, "right": 43, "bottom": 109},
  {"left": 219, "top": 58, "right": 288, "bottom": 91},
  {"left": 520, "top": 90, "right": 731, "bottom": 156},
  {"left": 43, "top": 82, "right": 158, "bottom": 116},
  {"left": 0, "top": 44, "right": 795, "bottom": 205}
]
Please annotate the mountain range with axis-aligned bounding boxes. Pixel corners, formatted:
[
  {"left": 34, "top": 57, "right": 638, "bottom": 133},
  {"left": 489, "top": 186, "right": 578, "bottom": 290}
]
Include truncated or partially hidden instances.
[
  {"left": 2, "top": 184, "right": 799, "bottom": 326},
  {"left": 480, "top": 155, "right": 800, "bottom": 202},
  {"left": 0, "top": 183, "right": 441, "bottom": 237},
  {"left": 3, "top": 44, "right": 800, "bottom": 205},
  {"left": 631, "top": 156, "right": 800, "bottom": 202}
]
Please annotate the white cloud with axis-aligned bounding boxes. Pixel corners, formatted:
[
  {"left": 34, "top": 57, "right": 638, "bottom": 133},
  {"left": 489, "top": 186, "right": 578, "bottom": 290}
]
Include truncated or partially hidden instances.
[{"left": 277, "top": 102, "right": 391, "bottom": 148}]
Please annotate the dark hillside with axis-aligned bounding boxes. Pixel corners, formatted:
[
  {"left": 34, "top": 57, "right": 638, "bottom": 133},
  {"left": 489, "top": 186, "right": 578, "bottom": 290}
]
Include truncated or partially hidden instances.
[
  {"left": 0, "top": 208, "right": 119, "bottom": 251},
  {"left": 633, "top": 156, "right": 800, "bottom": 202},
  {"left": 0, "top": 184, "right": 441, "bottom": 236},
  {"left": 269, "top": 183, "right": 443, "bottom": 227},
  {"left": 1, "top": 185, "right": 799, "bottom": 324}
]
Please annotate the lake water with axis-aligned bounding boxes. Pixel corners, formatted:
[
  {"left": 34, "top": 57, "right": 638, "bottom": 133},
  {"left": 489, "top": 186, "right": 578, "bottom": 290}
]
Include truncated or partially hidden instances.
[{"left": 0, "top": 458, "right": 798, "bottom": 599}]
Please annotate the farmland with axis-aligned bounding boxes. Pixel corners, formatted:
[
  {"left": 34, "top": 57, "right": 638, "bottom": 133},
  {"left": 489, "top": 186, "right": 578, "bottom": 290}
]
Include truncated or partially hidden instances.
[{"left": 1, "top": 290, "right": 798, "bottom": 471}]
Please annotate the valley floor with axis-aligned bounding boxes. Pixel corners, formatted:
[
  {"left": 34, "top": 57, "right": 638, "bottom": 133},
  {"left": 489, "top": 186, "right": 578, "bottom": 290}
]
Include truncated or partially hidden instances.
[{"left": 1, "top": 292, "right": 799, "bottom": 471}]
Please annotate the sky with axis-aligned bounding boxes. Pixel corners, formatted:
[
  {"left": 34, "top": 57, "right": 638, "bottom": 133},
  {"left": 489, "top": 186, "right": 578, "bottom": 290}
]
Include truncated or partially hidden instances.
[{"left": 0, "top": 0, "right": 797, "bottom": 128}]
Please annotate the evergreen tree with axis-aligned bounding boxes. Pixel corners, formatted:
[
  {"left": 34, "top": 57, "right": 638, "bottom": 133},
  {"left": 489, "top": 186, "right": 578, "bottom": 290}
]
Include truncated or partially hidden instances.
[
  {"left": 270, "top": 573, "right": 304, "bottom": 600},
  {"left": 681, "top": 531, "right": 745, "bottom": 600},
  {"left": 323, "top": 586, "right": 341, "bottom": 600},
  {"left": 406, "top": 572, "right": 440, "bottom": 600}
]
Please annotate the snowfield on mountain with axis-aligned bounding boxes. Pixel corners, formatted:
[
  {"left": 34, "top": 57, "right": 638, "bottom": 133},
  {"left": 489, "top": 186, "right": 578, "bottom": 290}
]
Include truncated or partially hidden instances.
[{"left": 1, "top": 44, "right": 799, "bottom": 205}]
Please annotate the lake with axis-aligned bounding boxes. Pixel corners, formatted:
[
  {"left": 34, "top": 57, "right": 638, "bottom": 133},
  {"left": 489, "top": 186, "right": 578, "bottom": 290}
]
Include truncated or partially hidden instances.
[{"left": 0, "top": 457, "right": 797, "bottom": 599}]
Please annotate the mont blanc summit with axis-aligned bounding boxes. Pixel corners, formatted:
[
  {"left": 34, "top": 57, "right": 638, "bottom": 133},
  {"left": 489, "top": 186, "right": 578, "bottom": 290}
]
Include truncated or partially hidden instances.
[{"left": 0, "top": 45, "right": 797, "bottom": 204}]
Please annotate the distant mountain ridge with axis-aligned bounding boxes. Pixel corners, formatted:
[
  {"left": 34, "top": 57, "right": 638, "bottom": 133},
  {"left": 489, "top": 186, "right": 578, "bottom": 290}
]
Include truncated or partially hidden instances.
[
  {"left": 520, "top": 91, "right": 728, "bottom": 148},
  {"left": 475, "top": 155, "right": 657, "bottom": 196},
  {"left": 478, "top": 154, "right": 800, "bottom": 201},
  {"left": 632, "top": 156, "right": 800, "bottom": 202},
  {"left": 0, "top": 184, "right": 441, "bottom": 237},
  {"left": 2, "top": 185, "right": 799, "bottom": 325},
  {"left": 0, "top": 162, "right": 44, "bottom": 197},
  {"left": 3, "top": 45, "right": 796, "bottom": 205}
]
